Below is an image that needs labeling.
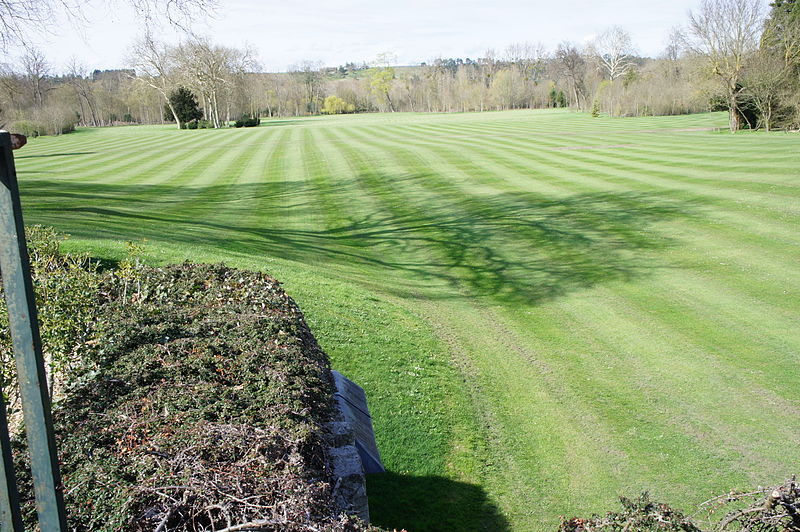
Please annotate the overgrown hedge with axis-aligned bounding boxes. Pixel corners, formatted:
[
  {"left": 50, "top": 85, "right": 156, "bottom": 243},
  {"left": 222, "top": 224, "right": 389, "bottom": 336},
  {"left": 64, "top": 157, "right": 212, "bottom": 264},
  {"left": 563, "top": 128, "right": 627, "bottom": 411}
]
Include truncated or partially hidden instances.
[
  {"left": 2, "top": 229, "right": 378, "bottom": 531},
  {"left": 9, "top": 119, "right": 76, "bottom": 138}
]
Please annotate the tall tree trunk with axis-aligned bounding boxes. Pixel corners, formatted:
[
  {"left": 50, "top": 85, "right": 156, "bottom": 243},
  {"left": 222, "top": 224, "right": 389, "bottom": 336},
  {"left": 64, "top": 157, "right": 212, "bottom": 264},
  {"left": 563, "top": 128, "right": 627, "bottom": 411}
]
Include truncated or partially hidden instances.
[
  {"left": 87, "top": 97, "right": 100, "bottom": 127},
  {"left": 728, "top": 86, "right": 740, "bottom": 133},
  {"left": 212, "top": 92, "right": 221, "bottom": 128},
  {"left": 765, "top": 102, "right": 772, "bottom": 132},
  {"left": 77, "top": 99, "right": 87, "bottom": 126},
  {"left": 166, "top": 101, "right": 181, "bottom": 129}
]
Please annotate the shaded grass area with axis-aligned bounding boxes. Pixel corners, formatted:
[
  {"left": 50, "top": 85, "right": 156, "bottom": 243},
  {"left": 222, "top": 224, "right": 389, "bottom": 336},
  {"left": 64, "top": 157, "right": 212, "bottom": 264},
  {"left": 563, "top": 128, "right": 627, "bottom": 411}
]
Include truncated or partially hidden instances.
[
  {"left": 368, "top": 473, "right": 510, "bottom": 531},
  {"left": 13, "top": 110, "right": 800, "bottom": 531},
  {"left": 22, "top": 179, "right": 692, "bottom": 304}
]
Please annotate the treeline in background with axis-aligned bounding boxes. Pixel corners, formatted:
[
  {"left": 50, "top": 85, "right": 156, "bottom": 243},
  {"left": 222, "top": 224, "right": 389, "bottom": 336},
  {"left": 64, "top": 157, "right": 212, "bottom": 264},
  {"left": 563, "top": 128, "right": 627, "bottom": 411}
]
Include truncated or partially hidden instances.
[{"left": 2, "top": 0, "right": 798, "bottom": 136}]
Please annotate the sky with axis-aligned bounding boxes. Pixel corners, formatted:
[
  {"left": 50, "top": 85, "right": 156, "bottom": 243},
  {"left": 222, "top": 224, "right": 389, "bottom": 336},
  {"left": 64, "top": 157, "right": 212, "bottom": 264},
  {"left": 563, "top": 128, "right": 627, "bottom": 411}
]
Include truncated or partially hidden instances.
[{"left": 23, "top": 0, "right": 772, "bottom": 72}]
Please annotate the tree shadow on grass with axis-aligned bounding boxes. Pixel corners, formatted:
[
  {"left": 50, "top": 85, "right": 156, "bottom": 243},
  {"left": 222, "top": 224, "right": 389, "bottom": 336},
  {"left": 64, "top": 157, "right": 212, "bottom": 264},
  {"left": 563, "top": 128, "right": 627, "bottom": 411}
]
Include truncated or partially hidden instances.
[
  {"left": 367, "top": 472, "right": 510, "bottom": 532},
  {"left": 15, "top": 152, "right": 96, "bottom": 159},
  {"left": 259, "top": 119, "right": 305, "bottom": 127},
  {"left": 17, "top": 173, "right": 699, "bottom": 305}
]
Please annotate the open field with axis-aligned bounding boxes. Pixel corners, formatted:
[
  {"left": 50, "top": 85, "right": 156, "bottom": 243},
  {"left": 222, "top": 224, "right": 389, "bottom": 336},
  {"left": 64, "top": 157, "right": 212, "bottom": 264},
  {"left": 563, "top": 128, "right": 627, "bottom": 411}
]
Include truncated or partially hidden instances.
[{"left": 14, "top": 110, "right": 800, "bottom": 531}]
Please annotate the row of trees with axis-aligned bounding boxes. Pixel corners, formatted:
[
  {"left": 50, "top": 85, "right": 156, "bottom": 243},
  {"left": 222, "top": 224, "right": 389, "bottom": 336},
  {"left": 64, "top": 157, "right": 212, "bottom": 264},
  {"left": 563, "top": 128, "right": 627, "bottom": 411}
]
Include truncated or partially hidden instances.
[
  {"left": 1, "top": 0, "right": 798, "bottom": 135},
  {"left": 0, "top": 39, "right": 706, "bottom": 135},
  {"left": 0, "top": 49, "right": 162, "bottom": 136}
]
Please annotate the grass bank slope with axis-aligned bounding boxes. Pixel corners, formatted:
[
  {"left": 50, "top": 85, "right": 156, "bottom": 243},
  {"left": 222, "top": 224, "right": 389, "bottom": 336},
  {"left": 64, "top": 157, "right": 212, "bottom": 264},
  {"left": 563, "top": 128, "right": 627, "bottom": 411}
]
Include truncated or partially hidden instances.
[{"left": 15, "top": 110, "right": 800, "bottom": 531}]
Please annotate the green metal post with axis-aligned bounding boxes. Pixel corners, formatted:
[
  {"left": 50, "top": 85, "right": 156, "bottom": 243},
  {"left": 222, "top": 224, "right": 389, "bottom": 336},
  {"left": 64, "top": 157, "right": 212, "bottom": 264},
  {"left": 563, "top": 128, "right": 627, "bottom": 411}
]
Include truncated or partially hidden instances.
[
  {"left": 0, "top": 131, "right": 67, "bottom": 531},
  {"left": 0, "top": 380, "right": 24, "bottom": 532}
]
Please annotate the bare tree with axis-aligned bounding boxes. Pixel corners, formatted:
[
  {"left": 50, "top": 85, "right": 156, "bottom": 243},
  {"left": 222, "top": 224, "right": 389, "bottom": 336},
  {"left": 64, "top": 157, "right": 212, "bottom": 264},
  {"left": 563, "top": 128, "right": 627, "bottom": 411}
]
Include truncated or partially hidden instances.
[
  {"left": 0, "top": 61, "right": 23, "bottom": 118},
  {"left": 224, "top": 45, "right": 260, "bottom": 122},
  {"left": 128, "top": 34, "right": 182, "bottom": 127},
  {"left": 505, "top": 42, "right": 547, "bottom": 82},
  {"left": 688, "top": 0, "right": 765, "bottom": 131},
  {"left": 176, "top": 38, "right": 257, "bottom": 127},
  {"left": 292, "top": 60, "right": 324, "bottom": 115},
  {"left": 0, "top": 0, "right": 75, "bottom": 49},
  {"left": 590, "top": 26, "right": 637, "bottom": 81},
  {"left": 0, "top": 0, "right": 215, "bottom": 49},
  {"left": 66, "top": 58, "right": 100, "bottom": 126},
  {"left": 743, "top": 49, "right": 789, "bottom": 131},
  {"left": 505, "top": 42, "right": 548, "bottom": 107},
  {"left": 588, "top": 27, "right": 637, "bottom": 116},
  {"left": 663, "top": 27, "right": 686, "bottom": 63},
  {"left": 555, "top": 42, "right": 589, "bottom": 109},
  {"left": 124, "top": 0, "right": 217, "bottom": 31},
  {"left": 21, "top": 47, "right": 50, "bottom": 108},
  {"left": 479, "top": 48, "right": 499, "bottom": 88}
]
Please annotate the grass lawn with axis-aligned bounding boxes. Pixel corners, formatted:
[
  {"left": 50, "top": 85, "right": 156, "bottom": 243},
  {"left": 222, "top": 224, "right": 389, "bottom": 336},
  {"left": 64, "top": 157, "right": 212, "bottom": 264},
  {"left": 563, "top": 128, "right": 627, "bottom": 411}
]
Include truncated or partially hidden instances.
[{"left": 14, "top": 110, "right": 800, "bottom": 531}]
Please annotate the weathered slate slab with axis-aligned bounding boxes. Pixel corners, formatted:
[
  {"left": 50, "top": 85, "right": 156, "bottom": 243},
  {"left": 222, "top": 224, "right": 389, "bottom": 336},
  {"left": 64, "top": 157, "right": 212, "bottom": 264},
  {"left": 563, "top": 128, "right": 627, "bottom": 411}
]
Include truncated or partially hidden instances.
[{"left": 331, "top": 370, "right": 384, "bottom": 474}]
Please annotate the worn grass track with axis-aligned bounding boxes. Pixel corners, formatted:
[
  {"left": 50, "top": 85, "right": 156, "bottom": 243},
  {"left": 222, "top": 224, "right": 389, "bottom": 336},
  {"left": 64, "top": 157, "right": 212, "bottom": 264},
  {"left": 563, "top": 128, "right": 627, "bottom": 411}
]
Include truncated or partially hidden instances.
[{"left": 14, "top": 110, "right": 800, "bottom": 531}]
